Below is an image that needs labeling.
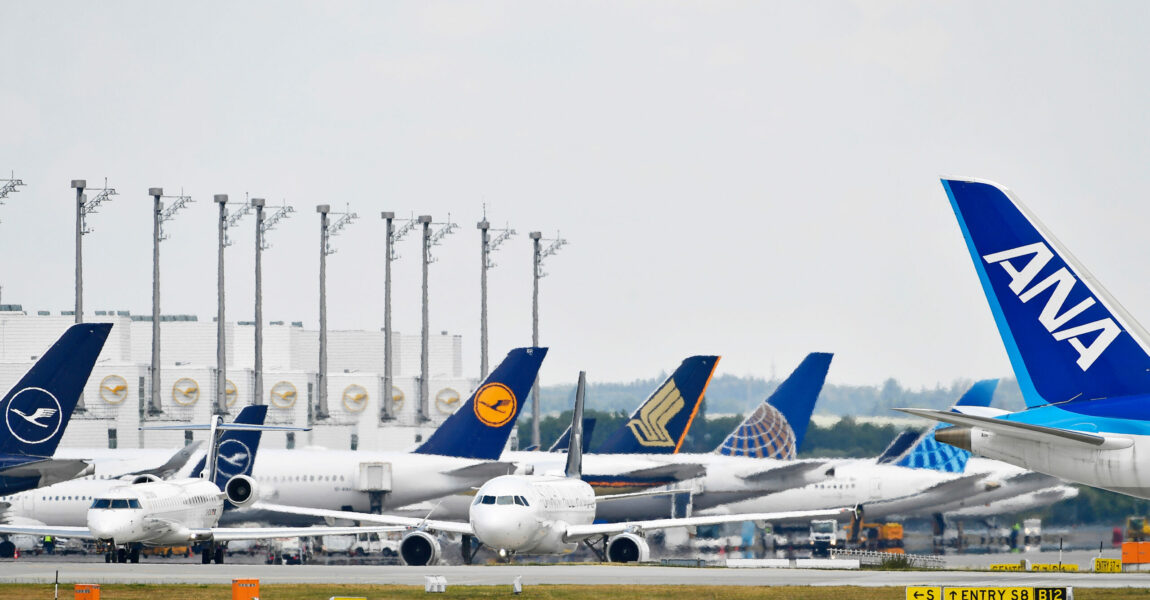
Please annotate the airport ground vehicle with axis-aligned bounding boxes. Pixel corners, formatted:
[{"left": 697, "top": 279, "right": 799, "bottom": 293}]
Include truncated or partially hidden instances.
[
  {"left": 266, "top": 537, "right": 311, "bottom": 565},
  {"left": 809, "top": 519, "right": 837, "bottom": 557}
]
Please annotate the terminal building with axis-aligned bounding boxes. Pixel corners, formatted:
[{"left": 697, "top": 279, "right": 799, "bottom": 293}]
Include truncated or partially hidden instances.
[{"left": 0, "top": 306, "right": 480, "bottom": 452}]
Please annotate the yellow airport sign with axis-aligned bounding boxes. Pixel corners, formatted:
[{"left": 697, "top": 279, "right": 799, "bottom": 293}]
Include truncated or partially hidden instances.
[
  {"left": 989, "top": 563, "right": 1024, "bottom": 571},
  {"left": 1094, "top": 557, "right": 1122, "bottom": 573},
  {"left": 906, "top": 586, "right": 941, "bottom": 600},
  {"left": 1031, "top": 563, "right": 1078, "bottom": 572},
  {"left": 941, "top": 588, "right": 1033, "bottom": 600}
]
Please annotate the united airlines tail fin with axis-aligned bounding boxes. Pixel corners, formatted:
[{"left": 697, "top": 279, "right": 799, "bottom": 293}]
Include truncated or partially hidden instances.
[
  {"left": 0, "top": 323, "right": 112, "bottom": 457},
  {"left": 595, "top": 355, "right": 719, "bottom": 455},
  {"left": 714, "top": 352, "right": 832, "bottom": 459},
  {"left": 190, "top": 405, "right": 267, "bottom": 488},
  {"left": 548, "top": 418, "right": 597, "bottom": 453},
  {"left": 943, "top": 178, "right": 1150, "bottom": 406},
  {"left": 414, "top": 347, "right": 547, "bottom": 460},
  {"left": 879, "top": 379, "right": 998, "bottom": 472}
]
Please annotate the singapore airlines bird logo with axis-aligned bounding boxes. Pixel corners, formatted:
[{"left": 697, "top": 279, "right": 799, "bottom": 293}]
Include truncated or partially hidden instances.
[
  {"left": 10, "top": 407, "right": 57, "bottom": 428},
  {"left": 472, "top": 383, "right": 517, "bottom": 428},
  {"left": 626, "top": 380, "right": 684, "bottom": 447}
]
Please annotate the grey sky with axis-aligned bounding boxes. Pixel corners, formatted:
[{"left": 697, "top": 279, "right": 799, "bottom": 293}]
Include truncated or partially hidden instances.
[{"left": 2, "top": 1, "right": 1150, "bottom": 391}]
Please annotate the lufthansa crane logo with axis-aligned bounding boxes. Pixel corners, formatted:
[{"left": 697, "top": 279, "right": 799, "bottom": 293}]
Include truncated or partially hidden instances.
[
  {"left": 391, "top": 386, "right": 405, "bottom": 413},
  {"left": 270, "top": 381, "right": 297, "bottom": 409},
  {"left": 215, "top": 439, "right": 252, "bottom": 479},
  {"left": 99, "top": 375, "right": 128, "bottom": 405},
  {"left": 172, "top": 378, "right": 200, "bottom": 406},
  {"left": 435, "top": 388, "right": 461, "bottom": 414},
  {"left": 5, "top": 387, "right": 64, "bottom": 445},
  {"left": 626, "top": 380, "right": 684, "bottom": 447},
  {"left": 472, "top": 383, "right": 516, "bottom": 428},
  {"left": 342, "top": 384, "right": 368, "bottom": 413},
  {"left": 225, "top": 380, "right": 238, "bottom": 407}
]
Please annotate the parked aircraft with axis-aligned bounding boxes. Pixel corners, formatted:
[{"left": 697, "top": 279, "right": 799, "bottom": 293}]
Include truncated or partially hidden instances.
[
  {"left": 900, "top": 177, "right": 1150, "bottom": 500},
  {"left": 0, "top": 323, "right": 111, "bottom": 495},
  {"left": 0, "top": 405, "right": 400, "bottom": 563},
  {"left": 257, "top": 372, "right": 852, "bottom": 565}
]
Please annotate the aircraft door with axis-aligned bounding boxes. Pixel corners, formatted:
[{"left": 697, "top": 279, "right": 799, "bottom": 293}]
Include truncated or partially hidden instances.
[{"left": 356, "top": 463, "right": 393, "bottom": 492}]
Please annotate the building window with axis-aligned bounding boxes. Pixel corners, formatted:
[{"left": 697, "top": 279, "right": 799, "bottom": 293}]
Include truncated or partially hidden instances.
[
  {"left": 286, "top": 432, "right": 295, "bottom": 449},
  {"left": 185, "top": 431, "right": 194, "bottom": 446},
  {"left": 350, "top": 433, "right": 359, "bottom": 451},
  {"left": 108, "top": 428, "right": 118, "bottom": 449}
]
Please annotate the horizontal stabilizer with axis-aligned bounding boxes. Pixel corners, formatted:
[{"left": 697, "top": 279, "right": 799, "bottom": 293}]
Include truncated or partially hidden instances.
[
  {"left": 0, "top": 458, "right": 92, "bottom": 485},
  {"left": 443, "top": 461, "right": 517, "bottom": 479},
  {"left": 737, "top": 460, "right": 831, "bottom": 484},
  {"left": 896, "top": 408, "right": 1132, "bottom": 449}
]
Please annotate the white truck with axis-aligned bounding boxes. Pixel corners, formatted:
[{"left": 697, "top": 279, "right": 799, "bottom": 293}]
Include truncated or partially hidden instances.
[{"left": 809, "top": 519, "right": 838, "bottom": 558}]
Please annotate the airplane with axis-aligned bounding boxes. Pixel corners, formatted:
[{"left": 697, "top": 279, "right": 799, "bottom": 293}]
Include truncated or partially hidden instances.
[
  {"left": 255, "top": 371, "right": 853, "bottom": 565},
  {"left": 0, "top": 323, "right": 112, "bottom": 495},
  {"left": 0, "top": 405, "right": 402, "bottom": 564},
  {"left": 898, "top": 177, "right": 1150, "bottom": 500},
  {"left": 6, "top": 347, "right": 549, "bottom": 531}
]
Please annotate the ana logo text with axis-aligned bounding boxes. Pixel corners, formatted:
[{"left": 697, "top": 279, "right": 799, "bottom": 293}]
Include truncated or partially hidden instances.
[
  {"left": 626, "top": 380, "right": 684, "bottom": 447},
  {"left": 473, "top": 383, "right": 516, "bottom": 428},
  {"left": 984, "top": 242, "right": 1120, "bottom": 371}
]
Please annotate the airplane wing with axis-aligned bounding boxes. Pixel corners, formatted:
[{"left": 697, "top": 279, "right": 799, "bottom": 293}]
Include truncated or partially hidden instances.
[
  {"left": 563, "top": 507, "right": 855, "bottom": 541},
  {"left": 443, "top": 462, "right": 517, "bottom": 480},
  {"left": 115, "top": 442, "right": 205, "bottom": 480},
  {"left": 896, "top": 408, "right": 1133, "bottom": 449},
  {"left": 0, "top": 458, "right": 94, "bottom": 487},
  {"left": 858, "top": 473, "right": 990, "bottom": 518},
  {"left": 201, "top": 525, "right": 406, "bottom": 542},
  {"left": 737, "top": 460, "right": 833, "bottom": 487},
  {"left": 0, "top": 525, "right": 95, "bottom": 539},
  {"left": 252, "top": 502, "right": 475, "bottom": 535}
]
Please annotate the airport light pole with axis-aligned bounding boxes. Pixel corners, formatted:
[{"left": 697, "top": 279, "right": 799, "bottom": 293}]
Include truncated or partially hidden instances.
[
  {"left": 0, "top": 172, "right": 25, "bottom": 222},
  {"left": 477, "top": 213, "right": 515, "bottom": 379},
  {"left": 529, "top": 231, "right": 567, "bottom": 448},
  {"left": 149, "top": 187, "right": 193, "bottom": 417},
  {"left": 216, "top": 195, "right": 250, "bottom": 416},
  {"left": 418, "top": 215, "right": 458, "bottom": 422},
  {"left": 252, "top": 199, "right": 294, "bottom": 407},
  {"left": 316, "top": 204, "right": 358, "bottom": 422},
  {"left": 73, "top": 178, "right": 117, "bottom": 414},
  {"left": 380, "top": 212, "right": 417, "bottom": 422}
]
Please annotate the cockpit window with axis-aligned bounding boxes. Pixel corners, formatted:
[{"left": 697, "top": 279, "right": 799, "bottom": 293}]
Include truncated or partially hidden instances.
[
  {"left": 496, "top": 495, "right": 514, "bottom": 505},
  {"left": 480, "top": 495, "right": 496, "bottom": 505},
  {"left": 128, "top": 499, "right": 141, "bottom": 509},
  {"left": 91, "top": 499, "right": 111, "bottom": 509},
  {"left": 514, "top": 496, "right": 529, "bottom": 506},
  {"left": 110, "top": 499, "right": 130, "bottom": 509}
]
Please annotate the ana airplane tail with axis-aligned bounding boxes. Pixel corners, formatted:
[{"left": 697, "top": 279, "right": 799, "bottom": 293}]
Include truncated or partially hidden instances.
[
  {"left": 713, "top": 352, "right": 832, "bottom": 459},
  {"left": 942, "top": 178, "right": 1150, "bottom": 407},
  {"left": 414, "top": 347, "right": 547, "bottom": 460},
  {"left": 0, "top": 323, "right": 112, "bottom": 457},
  {"left": 878, "top": 379, "right": 998, "bottom": 472},
  {"left": 595, "top": 355, "right": 720, "bottom": 455}
]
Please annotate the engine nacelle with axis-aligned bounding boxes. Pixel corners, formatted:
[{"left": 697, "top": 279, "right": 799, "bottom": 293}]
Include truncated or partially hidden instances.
[
  {"left": 399, "top": 531, "right": 441, "bottom": 566},
  {"left": 224, "top": 474, "right": 259, "bottom": 508},
  {"left": 606, "top": 532, "right": 650, "bottom": 563},
  {"left": 130, "top": 474, "right": 161, "bottom": 485}
]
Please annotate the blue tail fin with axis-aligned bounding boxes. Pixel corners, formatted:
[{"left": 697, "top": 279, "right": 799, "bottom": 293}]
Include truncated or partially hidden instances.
[
  {"left": 943, "top": 178, "right": 1150, "bottom": 407},
  {"left": 190, "top": 405, "right": 268, "bottom": 489},
  {"left": 548, "top": 418, "right": 597, "bottom": 453},
  {"left": 882, "top": 379, "right": 998, "bottom": 472},
  {"left": 714, "top": 352, "right": 832, "bottom": 458},
  {"left": 595, "top": 355, "right": 719, "bottom": 454},
  {"left": 414, "top": 347, "right": 547, "bottom": 460},
  {"left": 0, "top": 323, "right": 112, "bottom": 457}
]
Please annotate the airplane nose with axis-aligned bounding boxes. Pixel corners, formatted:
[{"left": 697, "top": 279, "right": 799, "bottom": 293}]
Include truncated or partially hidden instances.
[
  {"left": 88, "top": 512, "right": 128, "bottom": 540},
  {"left": 471, "top": 509, "right": 531, "bottom": 550}
]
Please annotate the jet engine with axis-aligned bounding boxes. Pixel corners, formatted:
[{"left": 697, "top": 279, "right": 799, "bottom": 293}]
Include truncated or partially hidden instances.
[
  {"left": 399, "top": 530, "right": 441, "bottom": 566},
  {"left": 130, "top": 474, "right": 161, "bottom": 484},
  {"left": 224, "top": 474, "right": 259, "bottom": 508},
  {"left": 606, "top": 532, "right": 650, "bottom": 563}
]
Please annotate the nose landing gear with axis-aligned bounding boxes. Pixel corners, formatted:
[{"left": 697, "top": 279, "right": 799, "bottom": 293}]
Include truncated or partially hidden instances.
[
  {"left": 103, "top": 542, "right": 141, "bottom": 563},
  {"left": 200, "top": 542, "right": 225, "bottom": 564}
]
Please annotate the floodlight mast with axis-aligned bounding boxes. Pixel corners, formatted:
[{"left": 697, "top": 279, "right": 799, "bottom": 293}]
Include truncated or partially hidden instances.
[
  {"left": 0, "top": 172, "right": 25, "bottom": 223},
  {"left": 252, "top": 199, "right": 294, "bottom": 408},
  {"left": 316, "top": 204, "right": 358, "bottom": 423},
  {"left": 72, "top": 178, "right": 117, "bottom": 414},
  {"left": 149, "top": 187, "right": 194, "bottom": 418},
  {"left": 529, "top": 231, "right": 567, "bottom": 448},
  {"left": 380, "top": 212, "right": 417, "bottom": 422},
  {"left": 418, "top": 215, "right": 458, "bottom": 422},
  {"left": 216, "top": 195, "right": 251, "bottom": 416},
  {"left": 477, "top": 210, "right": 515, "bottom": 379}
]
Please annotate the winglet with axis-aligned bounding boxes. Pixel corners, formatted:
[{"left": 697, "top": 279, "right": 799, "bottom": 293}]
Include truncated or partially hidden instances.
[
  {"left": 0, "top": 323, "right": 112, "bottom": 457},
  {"left": 565, "top": 371, "right": 586, "bottom": 478}
]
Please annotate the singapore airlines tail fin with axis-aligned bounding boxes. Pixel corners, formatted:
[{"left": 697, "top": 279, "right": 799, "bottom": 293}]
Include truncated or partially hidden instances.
[
  {"left": 565, "top": 371, "right": 586, "bottom": 478},
  {"left": 942, "top": 178, "right": 1150, "bottom": 406},
  {"left": 190, "top": 405, "right": 268, "bottom": 488},
  {"left": 414, "top": 347, "right": 547, "bottom": 460},
  {"left": 595, "top": 355, "right": 719, "bottom": 455},
  {"left": 0, "top": 323, "right": 112, "bottom": 458},
  {"left": 713, "top": 352, "right": 832, "bottom": 459},
  {"left": 878, "top": 379, "right": 997, "bottom": 472}
]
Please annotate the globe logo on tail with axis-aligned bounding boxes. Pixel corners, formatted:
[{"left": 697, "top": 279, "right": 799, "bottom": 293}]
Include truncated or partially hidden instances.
[
  {"left": 5, "top": 387, "right": 64, "bottom": 445},
  {"left": 473, "top": 383, "right": 517, "bottom": 428}
]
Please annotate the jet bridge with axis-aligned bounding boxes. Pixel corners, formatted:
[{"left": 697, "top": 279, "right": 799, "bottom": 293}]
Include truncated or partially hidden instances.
[{"left": 357, "top": 462, "right": 393, "bottom": 513}]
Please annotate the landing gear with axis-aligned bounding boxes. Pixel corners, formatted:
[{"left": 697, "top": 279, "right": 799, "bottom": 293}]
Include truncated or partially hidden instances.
[
  {"left": 128, "top": 544, "right": 141, "bottom": 564},
  {"left": 201, "top": 546, "right": 211, "bottom": 564},
  {"left": 215, "top": 544, "right": 225, "bottom": 564},
  {"left": 200, "top": 542, "right": 225, "bottom": 564},
  {"left": 116, "top": 548, "right": 127, "bottom": 563},
  {"left": 583, "top": 536, "right": 608, "bottom": 562},
  {"left": 461, "top": 534, "right": 484, "bottom": 565},
  {"left": 0, "top": 539, "right": 16, "bottom": 559}
]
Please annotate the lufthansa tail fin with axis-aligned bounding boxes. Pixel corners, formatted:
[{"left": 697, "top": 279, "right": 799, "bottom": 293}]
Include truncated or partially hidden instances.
[
  {"left": 0, "top": 323, "right": 112, "bottom": 457},
  {"left": 714, "top": 352, "right": 832, "bottom": 459},
  {"left": 942, "top": 178, "right": 1150, "bottom": 406},
  {"left": 414, "top": 347, "right": 547, "bottom": 460},
  {"left": 880, "top": 379, "right": 998, "bottom": 472},
  {"left": 190, "top": 405, "right": 268, "bottom": 489},
  {"left": 595, "top": 355, "right": 719, "bottom": 455},
  {"left": 565, "top": 371, "right": 586, "bottom": 478}
]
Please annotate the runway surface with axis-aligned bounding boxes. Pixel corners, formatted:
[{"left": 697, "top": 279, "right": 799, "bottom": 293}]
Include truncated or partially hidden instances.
[{"left": 2, "top": 560, "right": 1149, "bottom": 588}]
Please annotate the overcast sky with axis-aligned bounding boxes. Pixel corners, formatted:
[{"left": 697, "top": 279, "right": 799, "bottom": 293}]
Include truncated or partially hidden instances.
[{"left": 3, "top": 1, "right": 1150, "bottom": 390}]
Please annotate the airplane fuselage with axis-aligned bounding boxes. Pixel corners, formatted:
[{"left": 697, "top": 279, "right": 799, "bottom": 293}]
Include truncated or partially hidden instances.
[{"left": 468, "top": 474, "right": 595, "bottom": 555}]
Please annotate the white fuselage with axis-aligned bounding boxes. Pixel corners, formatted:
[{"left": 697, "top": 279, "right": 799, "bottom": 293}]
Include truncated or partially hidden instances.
[
  {"left": 468, "top": 474, "right": 595, "bottom": 554},
  {"left": 88, "top": 479, "right": 224, "bottom": 545}
]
